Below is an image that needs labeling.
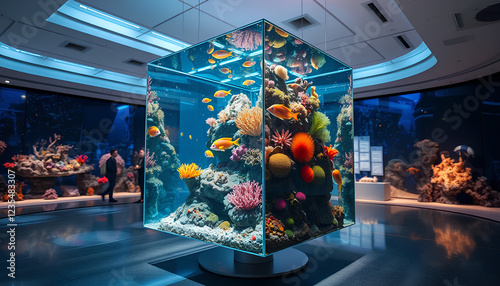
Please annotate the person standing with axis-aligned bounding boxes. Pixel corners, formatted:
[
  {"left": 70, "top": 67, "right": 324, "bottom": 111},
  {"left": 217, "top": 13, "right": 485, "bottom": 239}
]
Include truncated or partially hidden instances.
[
  {"left": 135, "top": 149, "right": 145, "bottom": 203},
  {"left": 102, "top": 149, "right": 118, "bottom": 203}
]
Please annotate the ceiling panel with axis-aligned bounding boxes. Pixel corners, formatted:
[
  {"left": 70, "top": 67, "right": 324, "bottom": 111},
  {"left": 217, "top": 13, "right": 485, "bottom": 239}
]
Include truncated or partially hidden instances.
[
  {"left": 154, "top": 9, "right": 235, "bottom": 45},
  {"left": 328, "top": 43, "right": 384, "bottom": 68},
  {"left": 79, "top": 0, "right": 189, "bottom": 29},
  {"left": 366, "top": 29, "right": 422, "bottom": 60},
  {"left": 0, "top": 0, "right": 64, "bottom": 22}
]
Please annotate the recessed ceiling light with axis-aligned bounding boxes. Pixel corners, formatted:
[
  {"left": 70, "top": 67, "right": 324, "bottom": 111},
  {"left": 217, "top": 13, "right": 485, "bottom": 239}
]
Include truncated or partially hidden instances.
[{"left": 5, "top": 80, "right": 10, "bottom": 83}]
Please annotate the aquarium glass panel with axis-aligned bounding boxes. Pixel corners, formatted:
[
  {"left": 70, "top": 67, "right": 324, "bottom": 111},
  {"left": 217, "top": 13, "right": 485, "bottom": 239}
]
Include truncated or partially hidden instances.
[{"left": 145, "top": 20, "right": 354, "bottom": 256}]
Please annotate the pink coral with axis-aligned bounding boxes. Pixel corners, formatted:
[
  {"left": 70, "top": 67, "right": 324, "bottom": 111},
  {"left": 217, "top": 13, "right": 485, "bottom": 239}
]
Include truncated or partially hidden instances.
[
  {"left": 206, "top": 117, "right": 217, "bottom": 128},
  {"left": 272, "top": 129, "right": 293, "bottom": 147},
  {"left": 275, "top": 198, "right": 287, "bottom": 210},
  {"left": 228, "top": 28, "right": 262, "bottom": 51},
  {"left": 228, "top": 181, "right": 262, "bottom": 210},
  {"left": 344, "top": 152, "right": 353, "bottom": 169},
  {"left": 146, "top": 150, "right": 156, "bottom": 168},
  {"left": 295, "top": 192, "right": 306, "bottom": 202},
  {"left": 11, "top": 154, "right": 28, "bottom": 162}
]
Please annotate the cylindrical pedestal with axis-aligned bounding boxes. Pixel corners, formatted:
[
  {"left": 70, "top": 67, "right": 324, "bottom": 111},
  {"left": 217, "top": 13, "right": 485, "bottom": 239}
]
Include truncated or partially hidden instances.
[{"left": 199, "top": 247, "right": 308, "bottom": 278}]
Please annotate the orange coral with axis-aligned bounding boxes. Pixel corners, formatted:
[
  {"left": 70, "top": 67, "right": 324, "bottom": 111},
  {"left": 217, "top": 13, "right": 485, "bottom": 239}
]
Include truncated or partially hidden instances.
[
  {"left": 177, "top": 163, "right": 202, "bottom": 179},
  {"left": 265, "top": 215, "right": 285, "bottom": 237},
  {"left": 235, "top": 107, "right": 262, "bottom": 136},
  {"left": 324, "top": 145, "right": 339, "bottom": 160},
  {"left": 290, "top": 132, "right": 314, "bottom": 163},
  {"left": 86, "top": 187, "right": 95, "bottom": 196}
]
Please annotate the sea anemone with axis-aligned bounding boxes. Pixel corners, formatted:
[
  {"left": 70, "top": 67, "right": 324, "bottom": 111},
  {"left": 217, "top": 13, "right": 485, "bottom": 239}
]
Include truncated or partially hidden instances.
[
  {"left": 290, "top": 132, "right": 314, "bottom": 163},
  {"left": 275, "top": 198, "right": 287, "bottom": 210},
  {"left": 274, "top": 65, "right": 289, "bottom": 80},
  {"left": 268, "top": 153, "right": 291, "bottom": 178},
  {"left": 235, "top": 107, "right": 263, "bottom": 137},
  {"left": 272, "top": 129, "right": 293, "bottom": 147},
  {"left": 177, "top": 163, "right": 202, "bottom": 179},
  {"left": 300, "top": 165, "right": 314, "bottom": 183},
  {"left": 324, "top": 145, "right": 339, "bottom": 160}
]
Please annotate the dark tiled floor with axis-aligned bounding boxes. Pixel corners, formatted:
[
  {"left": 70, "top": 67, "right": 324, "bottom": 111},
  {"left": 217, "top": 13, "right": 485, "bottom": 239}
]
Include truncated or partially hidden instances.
[{"left": 1, "top": 202, "right": 499, "bottom": 285}]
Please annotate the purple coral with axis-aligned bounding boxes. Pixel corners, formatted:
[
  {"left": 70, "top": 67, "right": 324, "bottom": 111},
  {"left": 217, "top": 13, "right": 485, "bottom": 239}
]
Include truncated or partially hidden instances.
[
  {"left": 206, "top": 117, "right": 217, "bottom": 128},
  {"left": 230, "top": 144, "right": 248, "bottom": 161},
  {"left": 228, "top": 28, "right": 262, "bottom": 51},
  {"left": 344, "top": 152, "right": 353, "bottom": 169},
  {"left": 228, "top": 181, "right": 262, "bottom": 210},
  {"left": 272, "top": 129, "right": 293, "bottom": 147},
  {"left": 295, "top": 192, "right": 306, "bottom": 202},
  {"left": 42, "top": 188, "right": 58, "bottom": 200},
  {"left": 99, "top": 154, "right": 125, "bottom": 174},
  {"left": 275, "top": 198, "right": 287, "bottom": 210}
]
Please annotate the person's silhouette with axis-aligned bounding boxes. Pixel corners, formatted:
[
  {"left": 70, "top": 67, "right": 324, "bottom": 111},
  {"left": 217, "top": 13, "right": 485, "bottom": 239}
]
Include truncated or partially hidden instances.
[{"left": 102, "top": 149, "right": 118, "bottom": 203}]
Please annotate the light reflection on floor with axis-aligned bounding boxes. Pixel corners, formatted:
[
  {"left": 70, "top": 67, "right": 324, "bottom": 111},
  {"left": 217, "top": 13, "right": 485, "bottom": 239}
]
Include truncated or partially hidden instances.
[{"left": 0, "top": 203, "right": 499, "bottom": 285}]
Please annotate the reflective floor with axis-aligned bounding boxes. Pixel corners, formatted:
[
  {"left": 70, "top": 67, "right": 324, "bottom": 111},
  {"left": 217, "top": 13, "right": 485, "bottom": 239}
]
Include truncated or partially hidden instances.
[{"left": 1, "top": 203, "right": 499, "bottom": 285}]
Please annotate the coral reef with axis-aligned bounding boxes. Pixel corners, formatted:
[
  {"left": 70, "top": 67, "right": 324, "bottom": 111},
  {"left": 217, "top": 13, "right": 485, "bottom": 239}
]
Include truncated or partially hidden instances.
[
  {"left": 230, "top": 144, "right": 248, "bottom": 161},
  {"left": 290, "top": 132, "right": 314, "bottom": 163},
  {"left": 227, "top": 181, "right": 262, "bottom": 210},
  {"left": 242, "top": 149, "right": 262, "bottom": 166},
  {"left": 0, "top": 140, "right": 7, "bottom": 155},
  {"left": 228, "top": 27, "right": 262, "bottom": 51}
]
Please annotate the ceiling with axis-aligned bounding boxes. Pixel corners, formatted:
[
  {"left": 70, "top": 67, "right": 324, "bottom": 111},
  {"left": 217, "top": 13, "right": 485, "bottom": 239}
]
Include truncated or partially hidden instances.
[{"left": 0, "top": 0, "right": 499, "bottom": 104}]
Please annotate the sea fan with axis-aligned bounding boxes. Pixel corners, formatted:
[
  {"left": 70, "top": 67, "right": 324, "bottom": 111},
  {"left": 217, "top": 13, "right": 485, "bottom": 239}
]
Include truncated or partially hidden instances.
[
  {"left": 228, "top": 28, "right": 262, "bottom": 51},
  {"left": 235, "top": 107, "right": 262, "bottom": 137},
  {"left": 228, "top": 181, "right": 262, "bottom": 210}
]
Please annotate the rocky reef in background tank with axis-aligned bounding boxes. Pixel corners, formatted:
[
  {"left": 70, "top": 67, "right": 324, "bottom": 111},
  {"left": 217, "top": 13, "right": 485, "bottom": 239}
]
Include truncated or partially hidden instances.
[
  {"left": 145, "top": 20, "right": 354, "bottom": 256},
  {"left": 385, "top": 139, "right": 500, "bottom": 207}
]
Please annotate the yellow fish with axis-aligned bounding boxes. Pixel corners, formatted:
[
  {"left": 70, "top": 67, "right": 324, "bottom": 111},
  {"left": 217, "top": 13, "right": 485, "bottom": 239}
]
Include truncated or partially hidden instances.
[
  {"left": 220, "top": 68, "right": 231, "bottom": 74},
  {"left": 181, "top": 132, "right": 184, "bottom": 136},
  {"left": 207, "top": 105, "right": 214, "bottom": 111},
  {"left": 207, "top": 43, "right": 214, "bottom": 54},
  {"left": 214, "top": 90, "right": 231, "bottom": 98},
  {"left": 147, "top": 126, "right": 161, "bottom": 137},
  {"left": 242, "top": 61, "right": 256, "bottom": 67},
  {"left": 210, "top": 137, "right": 240, "bottom": 151},
  {"left": 267, "top": 104, "right": 299, "bottom": 121},
  {"left": 243, "top": 80, "right": 255, "bottom": 86},
  {"left": 202, "top": 98, "right": 211, "bottom": 103},
  {"left": 208, "top": 59, "right": 215, "bottom": 64},
  {"left": 189, "top": 135, "right": 192, "bottom": 139},
  {"left": 212, "top": 50, "right": 233, "bottom": 59},
  {"left": 205, "top": 150, "right": 214, "bottom": 158},
  {"left": 333, "top": 169, "right": 342, "bottom": 191}
]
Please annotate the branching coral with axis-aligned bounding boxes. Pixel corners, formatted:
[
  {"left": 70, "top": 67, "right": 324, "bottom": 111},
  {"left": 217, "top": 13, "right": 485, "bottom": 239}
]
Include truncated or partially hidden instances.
[
  {"left": 177, "top": 163, "right": 202, "bottom": 179},
  {"left": 146, "top": 150, "right": 156, "bottom": 168},
  {"left": 75, "top": 155, "right": 88, "bottom": 164},
  {"left": 217, "top": 110, "right": 230, "bottom": 123},
  {"left": 228, "top": 27, "right": 262, "bottom": 51},
  {"left": 0, "top": 140, "right": 6, "bottom": 155},
  {"left": 206, "top": 117, "right": 217, "bottom": 128},
  {"left": 272, "top": 129, "right": 292, "bottom": 147},
  {"left": 309, "top": 111, "right": 331, "bottom": 143},
  {"left": 11, "top": 154, "right": 28, "bottom": 162},
  {"left": 235, "top": 107, "right": 263, "bottom": 137},
  {"left": 230, "top": 144, "right": 248, "bottom": 161},
  {"left": 227, "top": 181, "right": 262, "bottom": 210}
]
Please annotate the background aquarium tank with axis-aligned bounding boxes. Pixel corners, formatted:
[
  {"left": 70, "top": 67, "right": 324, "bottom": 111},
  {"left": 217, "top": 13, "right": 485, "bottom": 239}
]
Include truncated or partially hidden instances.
[{"left": 144, "top": 20, "right": 354, "bottom": 256}]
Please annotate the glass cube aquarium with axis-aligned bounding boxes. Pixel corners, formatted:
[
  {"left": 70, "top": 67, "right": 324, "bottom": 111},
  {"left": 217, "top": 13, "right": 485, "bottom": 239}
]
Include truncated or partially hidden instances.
[{"left": 144, "top": 20, "right": 354, "bottom": 256}]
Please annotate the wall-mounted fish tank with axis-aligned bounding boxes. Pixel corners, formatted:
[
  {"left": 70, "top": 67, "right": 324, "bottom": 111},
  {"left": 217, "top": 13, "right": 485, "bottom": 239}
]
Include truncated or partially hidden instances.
[{"left": 144, "top": 20, "right": 354, "bottom": 256}]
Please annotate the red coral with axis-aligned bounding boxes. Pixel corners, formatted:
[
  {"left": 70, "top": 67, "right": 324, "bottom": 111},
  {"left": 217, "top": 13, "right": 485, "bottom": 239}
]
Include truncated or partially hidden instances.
[
  {"left": 300, "top": 165, "right": 314, "bottom": 183},
  {"left": 98, "top": 177, "right": 109, "bottom": 184},
  {"left": 290, "top": 132, "right": 315, "bottom": 163},
  {"left": 272, "top": 129, "right": 293, "bottom": 147},
  {"left": 3, "top": 162, "right": 15, "bottom": 169},
  {"left": 228, "top": 181, "right": 262, "bottom": 210},
  {"left": 75, "top": 155, "right": 88, "bottom": 164}
]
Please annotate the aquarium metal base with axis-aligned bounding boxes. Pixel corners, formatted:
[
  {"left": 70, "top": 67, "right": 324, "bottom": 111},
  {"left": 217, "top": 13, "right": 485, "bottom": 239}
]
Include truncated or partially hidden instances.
[{"left": 198, "top": 248, "right": 308, "bottom": 278}]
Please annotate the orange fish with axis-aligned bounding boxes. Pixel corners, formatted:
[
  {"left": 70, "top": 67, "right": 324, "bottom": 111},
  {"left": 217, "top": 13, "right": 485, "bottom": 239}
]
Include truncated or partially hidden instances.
[
  {"left": 220, "top": 68, "right": 231, "bottom": 74},
  {"left": 333, "top": 169, "right": 342, "bottom": 191},
  {"left": 208, "top": 59, "right": 215, "bottom": 64},
  {"left": 228, "top": 74, "right": 233, "bottom": 78},
  {"left": 202, "top": 98, "right": 211, "bottom": 103},
  {"left": 214, "top": 90, "right": 231, "bottom": 98},
  {"left": 407, "top": 167, "right": 420, "bottom": 175},
  {"left": 243, "top": 80, "right": 255, "bottom": 86},
  {"left": 212, "top": 50, "right": 233, "bottom": 59},
  {"left": 207, "top": 105, "right": 214, "bottom": 111},
  {"left": 210, "top": 137, "right": 240, "bottom": 151},
  {"left": 147, "top": 126, "right": 161, "bottom": 137},
  {"left": 207, "top": 43, "right": 214, "bottom": 54},
  {"left": 267, "top": 104, "right": 299, "bottom": 121},
  {"left": 242, "top": 61, "right": 256, "bottom": 67}
]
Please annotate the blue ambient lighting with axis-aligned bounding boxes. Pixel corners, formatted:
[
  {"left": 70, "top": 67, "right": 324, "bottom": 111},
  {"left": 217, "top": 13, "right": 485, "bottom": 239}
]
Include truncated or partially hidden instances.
[
  {"left": 0, "top": 42, "right": 146, "bottom": 94},
  {"left": 47, "top": 0, "right": 189, "bottom": 55},
  {"left": 352, "top": 42, "right": 437, "bottom": 88}
]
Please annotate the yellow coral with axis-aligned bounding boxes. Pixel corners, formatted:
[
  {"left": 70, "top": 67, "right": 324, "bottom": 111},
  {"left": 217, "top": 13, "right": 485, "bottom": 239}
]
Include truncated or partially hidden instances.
[
  {"left": 235, "top": 107, "right": 262, "bottom": 137},
  {"left": 219, "top": 221, "right": 231, "bottom": 231},
  {"left": 177, "top": 163, "right": 202, "bottom": 179}
]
